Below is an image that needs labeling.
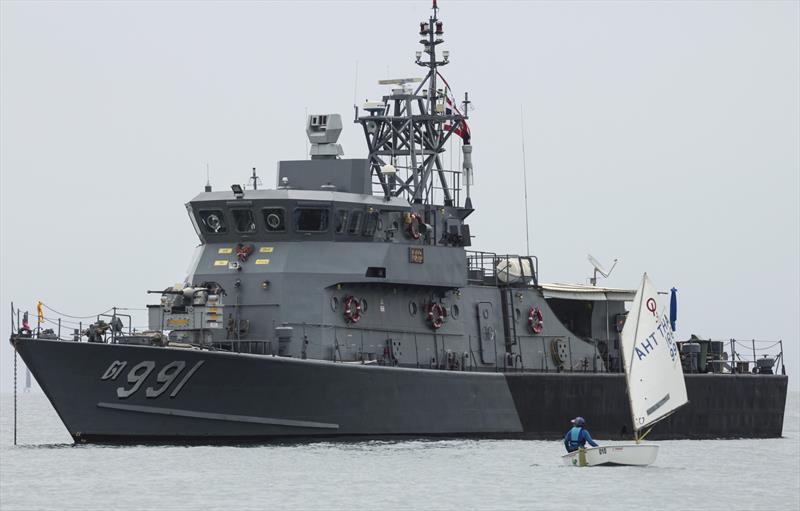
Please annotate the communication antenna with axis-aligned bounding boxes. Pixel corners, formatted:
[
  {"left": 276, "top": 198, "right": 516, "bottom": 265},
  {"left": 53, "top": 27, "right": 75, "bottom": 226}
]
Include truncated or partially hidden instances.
[
  {"left": 588, "top": 254, "right": 618, "bottom": 286},
  {"left": 356, "top": 0, "right": 470, "bottom": 207},
  {"left": 304, "top": 106, "right": 309, "bottom": 158},
  {"left": 353, "top": 60, "right": 359, "bottom": 107},
  {"left": 521, "top": 105, "right": 530, "bottom": 255},
  {"left": 204, "top": 163, "right": 212, "bottom": 192},
  {"left": 248, "top": 167, "right": 262, "bottom": 190}
]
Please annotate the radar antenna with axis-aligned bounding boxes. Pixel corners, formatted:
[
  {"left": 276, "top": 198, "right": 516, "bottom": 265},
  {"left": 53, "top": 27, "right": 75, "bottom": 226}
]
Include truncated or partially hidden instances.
[{"left": 356, "top": 0, "right": 472, "bottom": 208}]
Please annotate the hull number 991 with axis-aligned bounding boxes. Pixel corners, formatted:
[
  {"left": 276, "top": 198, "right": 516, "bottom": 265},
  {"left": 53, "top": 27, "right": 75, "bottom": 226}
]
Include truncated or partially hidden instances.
[{"left": 101, "top": 360, "right": 204, "bottom": 399}]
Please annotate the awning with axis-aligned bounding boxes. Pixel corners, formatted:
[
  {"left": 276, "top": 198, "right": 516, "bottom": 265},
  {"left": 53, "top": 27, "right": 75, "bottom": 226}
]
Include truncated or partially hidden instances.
[{"left": 539, "top": 282, "right": 636, "bottom": 302}]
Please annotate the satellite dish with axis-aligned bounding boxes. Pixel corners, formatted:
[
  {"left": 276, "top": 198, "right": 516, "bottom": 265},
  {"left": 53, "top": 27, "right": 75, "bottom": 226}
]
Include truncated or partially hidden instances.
[
  {"left": 587, "top": 254, "right": 618, "bottom": 286},
  {"left": 588, "top": 254, "right": 609, "bottom": 277}
]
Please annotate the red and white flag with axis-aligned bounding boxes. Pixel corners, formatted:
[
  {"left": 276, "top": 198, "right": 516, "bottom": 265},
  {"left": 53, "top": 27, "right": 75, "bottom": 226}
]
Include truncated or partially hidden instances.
[
  {"left": 438, "top": 71, "right": 471, "bottom": 143},
  {"left": 443, "top": 95, "right": 470, "bottom": 142}
]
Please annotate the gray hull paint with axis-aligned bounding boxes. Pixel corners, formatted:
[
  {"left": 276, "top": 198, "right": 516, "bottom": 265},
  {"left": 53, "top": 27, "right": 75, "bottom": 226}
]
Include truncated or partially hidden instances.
[
  {"left": 15, "top": 338, "right": 522, "bottom": 441},
  {"left": 15, "top": 338, "right": 787, "bottom": 443},
  {"left": 505, "top": 372, "right": 788, "bottom": 440}
]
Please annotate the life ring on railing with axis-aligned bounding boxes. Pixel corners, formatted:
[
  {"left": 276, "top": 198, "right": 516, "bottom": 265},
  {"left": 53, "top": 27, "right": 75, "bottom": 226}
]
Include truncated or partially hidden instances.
[
  {"left": 528, "top": 306, "right": 544, "bottom": 334},
  {"left": 405, "top": 213, "right": 422, "bottom": 240},
  {"left": 426, "top": 302, "right": 446, "bottom": 330},
  {"left": 343, "top": 295, "right": 362, "bottom": 324}
]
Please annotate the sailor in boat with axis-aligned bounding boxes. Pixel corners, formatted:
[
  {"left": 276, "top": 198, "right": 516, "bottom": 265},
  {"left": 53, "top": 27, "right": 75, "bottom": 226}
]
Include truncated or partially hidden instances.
[{"left": 563, "top": 417, "right": 599, "bottom": 453}]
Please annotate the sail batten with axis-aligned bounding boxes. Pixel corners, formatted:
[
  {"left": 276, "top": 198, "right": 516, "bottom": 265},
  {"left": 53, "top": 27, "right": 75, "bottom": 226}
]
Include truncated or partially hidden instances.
[{"left": 620, "top": 274, "right": 689, "bottom": 432}]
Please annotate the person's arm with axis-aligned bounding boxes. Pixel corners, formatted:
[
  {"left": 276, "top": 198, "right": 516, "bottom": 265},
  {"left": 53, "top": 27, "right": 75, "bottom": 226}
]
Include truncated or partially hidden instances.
[{"left": 583, "top": 429, "right": 599, "bottom": 447}]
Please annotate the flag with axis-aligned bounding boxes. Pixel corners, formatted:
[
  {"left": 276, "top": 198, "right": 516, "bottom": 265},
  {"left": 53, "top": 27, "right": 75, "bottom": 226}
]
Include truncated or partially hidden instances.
[
  {"left": 443, "top": 96, "right": 471, "bottom": 143},
  {"left": 37, "top": 301, "right": 44, "bottom": 325},
  {"left": 437, "top": 71, "right": 471, "bottom": 143},
  {"left": 669, "top": 287, "right": 678, "bottom": 332}
]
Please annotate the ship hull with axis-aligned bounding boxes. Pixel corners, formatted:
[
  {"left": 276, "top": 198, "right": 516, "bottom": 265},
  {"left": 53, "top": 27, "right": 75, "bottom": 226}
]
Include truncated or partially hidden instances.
[{"left": 12, "top": 337, "right": 788, "bottom": 443}]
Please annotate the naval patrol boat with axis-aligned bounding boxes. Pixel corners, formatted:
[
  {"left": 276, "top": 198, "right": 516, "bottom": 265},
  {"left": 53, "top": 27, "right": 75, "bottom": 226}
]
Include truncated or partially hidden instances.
[{"left": 10, "top": 1, "right": 788, "bottom": 443}]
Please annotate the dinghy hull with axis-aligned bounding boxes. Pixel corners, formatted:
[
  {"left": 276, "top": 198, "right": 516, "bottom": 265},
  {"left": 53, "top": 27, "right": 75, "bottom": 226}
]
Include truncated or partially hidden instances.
[{"left": 562, "top": 444, "right": 659, "bottom": 467}]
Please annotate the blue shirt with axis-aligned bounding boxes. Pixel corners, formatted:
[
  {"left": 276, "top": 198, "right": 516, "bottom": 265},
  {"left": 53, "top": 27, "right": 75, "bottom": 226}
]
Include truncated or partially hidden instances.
[{"left": 564, "top": 426, "right": 598, "bottom": 452}]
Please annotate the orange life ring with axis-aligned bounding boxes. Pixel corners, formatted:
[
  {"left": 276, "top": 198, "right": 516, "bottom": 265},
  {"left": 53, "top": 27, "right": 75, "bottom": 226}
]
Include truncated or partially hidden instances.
[
  {"left": 426, "top": 302, "right": 446, "bottom": 330},
  {"left": 343, "top": 295, "right": 362, "bottom": 324},
  {"left": 528, "top": 306, "right": 543, "bottom": 334},
  {"left": 236, "top": 243, "right": 254, "bottom": 262},
  {"left": 406, "top": 213, "right": 421, "bottom": 240}
]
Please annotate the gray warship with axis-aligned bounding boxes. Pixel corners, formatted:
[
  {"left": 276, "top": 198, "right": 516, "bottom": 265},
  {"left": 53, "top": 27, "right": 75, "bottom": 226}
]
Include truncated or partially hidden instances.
[{"left": 10, "top": 1, "right": 787, "bottom": 443}]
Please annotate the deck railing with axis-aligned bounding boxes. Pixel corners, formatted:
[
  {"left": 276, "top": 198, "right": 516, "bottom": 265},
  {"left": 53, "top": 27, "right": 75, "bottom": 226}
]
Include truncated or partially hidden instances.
[
  {"left": 10, "top": 303, "right": 146, "bottom": 343},
  {"left": 10, "top": 302, "right": 787, "bottom": 376},
  {"left": 674, "top": 337, "right": 785, "bottom": 375},
  {"left": 466, "top": 251, "right": 538, "bottom": 287}
]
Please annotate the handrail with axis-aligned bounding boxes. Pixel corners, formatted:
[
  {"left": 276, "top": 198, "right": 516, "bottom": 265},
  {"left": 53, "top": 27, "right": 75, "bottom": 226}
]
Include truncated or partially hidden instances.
[
  {"left": 678, "top": 337, "right": 786, "bottom": 375},
  {"left": 9, "top": 301, "right": 787, "bottom": 377},
  {"left": 10, "top": 303, "right": 148, "bottom": 343},
  {"left": 466, "top": 251, "right": 539, "bottom": 287}
]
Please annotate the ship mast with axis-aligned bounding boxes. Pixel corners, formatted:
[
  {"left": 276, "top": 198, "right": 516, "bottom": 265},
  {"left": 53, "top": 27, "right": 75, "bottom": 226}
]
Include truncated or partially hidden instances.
[{"left": 356, "top": 0, "right": 471, "bottom": 208}]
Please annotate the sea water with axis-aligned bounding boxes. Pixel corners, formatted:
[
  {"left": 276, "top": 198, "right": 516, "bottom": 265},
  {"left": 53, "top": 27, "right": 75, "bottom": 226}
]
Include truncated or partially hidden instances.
[{"left": 1, "top": 391, "right": 798, "bottom": 511}]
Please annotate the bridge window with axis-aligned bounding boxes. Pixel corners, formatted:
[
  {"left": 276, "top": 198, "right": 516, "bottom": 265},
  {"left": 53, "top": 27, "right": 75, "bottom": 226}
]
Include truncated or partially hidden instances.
[
  {"left": 294, "top": 208, "right": 329, "bottom": 232},
  {"left": 363, "top": 211, "right": 380, "bottom": 236},
  {"left": 347, "top": 210, "right": 362, "bottom": 234},
  {"left": 231, "top": 209, "right": 256, "bottom": 233},
  {"left": 263, "top": 208, "right": 286, "bottom": 232},
  {"left": 335, "top": 210, "right": 349, "bottom": 234},
  {"left": 199, "top": 210, "right": 227, "bottom": 234}
]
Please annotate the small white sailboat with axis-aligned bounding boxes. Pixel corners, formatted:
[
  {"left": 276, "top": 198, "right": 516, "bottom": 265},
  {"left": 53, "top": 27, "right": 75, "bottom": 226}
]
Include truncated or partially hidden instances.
[{"left": 562, "top": 273, "right": 688, "bottom": 467}]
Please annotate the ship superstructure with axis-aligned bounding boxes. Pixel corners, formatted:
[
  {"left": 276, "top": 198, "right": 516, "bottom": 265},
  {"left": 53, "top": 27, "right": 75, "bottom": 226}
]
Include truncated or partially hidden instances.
[
  {"left": 10, "top": 1, "right": 787, "bottom": 443},
  {"left": 159, "top": 2, "right": 595, "bottom": 374}
]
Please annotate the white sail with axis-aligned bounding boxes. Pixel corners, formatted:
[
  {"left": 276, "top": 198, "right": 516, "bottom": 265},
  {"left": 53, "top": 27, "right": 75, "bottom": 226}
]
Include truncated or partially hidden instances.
[{"left": 620, "top": 273, "right": 688, "bottom": 431}]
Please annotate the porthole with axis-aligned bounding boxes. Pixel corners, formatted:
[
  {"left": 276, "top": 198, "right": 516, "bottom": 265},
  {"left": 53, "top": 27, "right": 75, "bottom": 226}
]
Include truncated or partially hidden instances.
[
  {"left": 409, "top": 301, "right": 418, "bottom": 316},
  {"left": 262, "top": 208, "right": 286, "bottom": 232},
  {"left": 200, "top": 210, "right": 227, "bottom": 234},
  {"left": 452, "top": 304, "right": 460, "bottom": 319},
  {"left": 515, "top": 308, "right": 521, "bottom": 320},
  {"left": 267, "top": 213, "right": 281, "bottom": 229},
  {"left": 331, "top": 296, "right": 339, "bottom": 312},
  {"left": 207, "top": 214, "right": 222, "bottom": 231},
  {"left": 361, "top": 298, "right": 368, "bottom": 312}
]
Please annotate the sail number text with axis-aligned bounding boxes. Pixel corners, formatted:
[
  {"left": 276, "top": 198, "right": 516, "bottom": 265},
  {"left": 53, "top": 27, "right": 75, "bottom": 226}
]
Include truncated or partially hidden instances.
[{"left": 100, "top": 360, "right": 204, "bottom": 399}]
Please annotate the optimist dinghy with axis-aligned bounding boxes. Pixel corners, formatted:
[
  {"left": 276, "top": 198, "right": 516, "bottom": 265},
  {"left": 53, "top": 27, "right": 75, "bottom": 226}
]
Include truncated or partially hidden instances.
[
  {"left": 562, "top": 273, "right": 688, "bottom": 467},
  {"left": 562, "top": 444, "right": 659, "bottom": 467}
]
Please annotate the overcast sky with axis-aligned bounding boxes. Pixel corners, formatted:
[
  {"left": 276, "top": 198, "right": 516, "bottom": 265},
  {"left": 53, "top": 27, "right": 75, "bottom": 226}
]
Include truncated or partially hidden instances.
[{"left": 1, "top": 0, "right": 798, "bottom": 393}]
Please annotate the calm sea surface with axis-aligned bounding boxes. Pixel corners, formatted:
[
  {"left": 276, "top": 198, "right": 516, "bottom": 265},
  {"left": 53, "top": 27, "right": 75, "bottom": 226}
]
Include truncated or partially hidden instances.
[{"left": 0, "top": 391, "right": 798, "bottom": 511}]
